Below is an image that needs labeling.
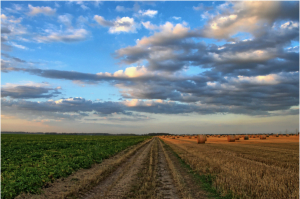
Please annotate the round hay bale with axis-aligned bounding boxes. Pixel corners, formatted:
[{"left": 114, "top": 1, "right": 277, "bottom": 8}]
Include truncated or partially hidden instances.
[
  {"left": 244, "top": 135, "right": 249, "bottom": 140},
  {"left": 172, "top": 136, "right": 175, "bottom": 139},
  {"left": 235, "top": 135, "right": 240, "bottom": 140},
  {"left": 205, "top": 136, "right": 207, "bottom": 141},
  {"left": 188, "top": 136, "right": 191, "bottom": 139},
  {"left": 286, "top": 134, "right": 289, "bottom": 137},
  {"left": 197, "top": 135, "right": 206, "bottom": 144},
  {"left": 227, "top": 135, "right": 235, "bottom": 142},
  {"left": 260, "top": 135, "right": 266, "bottom": 139}
]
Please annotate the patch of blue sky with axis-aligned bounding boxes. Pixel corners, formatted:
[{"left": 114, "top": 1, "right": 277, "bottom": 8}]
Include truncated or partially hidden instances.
[
  {"left": 231, "top": 32, "right": 253, "bottom": 42},
  {"left": 196, "top": 37, "right": 227, "bottom": 46},
  {"left": 290, "top": 40, "right": 299, "bottom": 47},
  {"left": 184, "top": 65, "right": 210, "bottom": 76},
  {"left": 60, "top": 81, "right": 122, "bottom": 102}
]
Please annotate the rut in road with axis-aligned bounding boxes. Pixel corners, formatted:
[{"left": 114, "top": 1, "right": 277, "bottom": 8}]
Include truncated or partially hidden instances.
[
  {"left": 126, "top": 137, "right": 180, "bottom": 199},
  {"left": 81, "top": 138, "right": 154, "bottom": 199},
  {"left": 82, "top": 137, "right": 210, "bottom": 199}
]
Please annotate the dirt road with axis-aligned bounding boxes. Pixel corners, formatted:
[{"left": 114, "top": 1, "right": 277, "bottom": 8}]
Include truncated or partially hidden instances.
[
  {"left": 80, "top": 137, "right": 209, "bottom": 199},
  {"left": 20, "top": 137, "right": 210, "bottom": 199}
]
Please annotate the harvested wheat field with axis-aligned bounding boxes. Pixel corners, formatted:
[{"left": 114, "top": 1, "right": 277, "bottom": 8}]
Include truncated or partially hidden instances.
[{"left": 160, "top": 135, "right": 299, "bottom": 199}]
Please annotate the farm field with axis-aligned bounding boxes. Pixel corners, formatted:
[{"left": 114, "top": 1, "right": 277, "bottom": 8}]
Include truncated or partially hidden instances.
[
  {"left": 3, "top": 134, "right": 299, "bottom": 199},
  {"left": 160, "top": 135, "right": 299, "bottom": 199},
  {"left": 11, "top": 137, "right": 216, "bottom": 199},
  {"left": 1, "top": 134, "right": 151, "bottom": 199}
]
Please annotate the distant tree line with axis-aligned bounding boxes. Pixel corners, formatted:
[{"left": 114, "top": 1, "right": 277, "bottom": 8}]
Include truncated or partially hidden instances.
[{"left": 1, "top": 131, "right": 170, "bottom": 136}]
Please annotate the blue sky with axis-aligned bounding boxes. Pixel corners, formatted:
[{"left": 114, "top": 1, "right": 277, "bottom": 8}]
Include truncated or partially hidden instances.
[{"left": 1, "top": 1, "right": 299, "bottom": 134}]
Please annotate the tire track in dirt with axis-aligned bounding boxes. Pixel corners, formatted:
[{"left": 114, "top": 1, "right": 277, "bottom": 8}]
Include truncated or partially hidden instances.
[
  {"left": 160, "top": 138, "right": 210, "bottom": 199},
  {"left": 126, "top": 137, "right": 180, "bottom": 199},
  {"left": 81, "top": 138, "right": 154, "bottom": 199},
  {"left": 156, "top": 138, "right": 181, "bottom": 199},
  {"left": 126, "top": 138, "right": 209, "bottom": 199}
]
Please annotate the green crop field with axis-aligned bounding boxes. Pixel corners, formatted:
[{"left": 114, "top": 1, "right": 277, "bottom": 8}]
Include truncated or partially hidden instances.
[{"left": 1, "top": 134, "right": 151, "bottom": 199}]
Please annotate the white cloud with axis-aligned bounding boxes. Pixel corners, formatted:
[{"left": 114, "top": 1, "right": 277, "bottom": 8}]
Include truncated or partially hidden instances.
[
  {"left": 109, "top": 17, "right": 135, "bottom": 33},
  {"left": 193, "top": 4, "right": 204, "bottom": 11},
  {"left": 236, "top": 74, "right": 279, "bottom": 85},
  {"left": 138, "top": 9, "right": 158, "bottom": 18},
  {"left": 172, "top": 16, "right": 181, "bottom": 20},
  {"left": 142, "top": 21, "right": 159, "bottom": 30},
  {"left": 54, "top": 2, "right": 60, "bottom": 8},
  {"left": 94, "top": 15, "right": 114, "bottom": 27},
  {"left": 94, "top": 15, "right": 137, "bottom": 33},
  {"left": 76, "top": 16, "right": 88, "bottom": 27},
  {"left": 94, "top": 1, "right": 103, "bottom": 8},
  {"left": 113, "top": 66, "right": 149, "bottom": 78},
  {"left": 116, "top": 6, "right": 126, "bottom": 12},
  {"left": 28, "top": 4, "right": 56, "bottom": 16},
  {"left": 2, "top": 82, "right": 51, "bottom": 88},
  {"left": 201, "top": 1, "right": 292, "bottom": 39},
  {"left": 58, "top": 14, "right": 73, "bottom": 27},
  {"left": 280, "top": 21, "right": 299, "bottom": 30},
  {"left": 76, "top": 1, "right": 89, "bottom": 10},
  {"left": 138, "top": 22, "right": 190, "bottom": 46},
  {"left": 35, "top": 29, "right": 88, "bottom": 43},
  {"left": 10, "top": 42, "right": 28, "bottom": 50},
  {"left": 1, "top": 14, "right": 7, "bottom": 20},
  {"left": 97, "top": 66, "right": 153, "bottom": 78},
  {"left": 115, "top": 3, "right": 140, "bottom": 13}
]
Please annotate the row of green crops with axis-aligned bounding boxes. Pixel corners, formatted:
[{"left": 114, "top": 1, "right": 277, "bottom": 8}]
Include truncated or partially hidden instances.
[{"left": 1, "top": 134, "right": 151, "bottom": 199}]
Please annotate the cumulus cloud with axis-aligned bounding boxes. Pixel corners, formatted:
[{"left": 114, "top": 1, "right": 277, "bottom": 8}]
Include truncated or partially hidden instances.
[
  {"left": 138, "top": 9, "right": 158, "bottom": 18},
  {"left": 1, "top": 1, "right": 298, "bottom": 120},
  {"left": 28, "top": 4, "right": 56, "bottom": 16},
  {"left": 132, "top": 22, "right": 190, "bottom": 46},
  {"left": 200, "top": 1, "right": 299, "bottom": 39},
  {"left": 94, "top": 15, "right": 137, "bottom": 33}
]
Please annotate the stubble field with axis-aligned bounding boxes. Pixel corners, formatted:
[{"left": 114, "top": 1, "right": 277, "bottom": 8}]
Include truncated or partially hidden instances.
[{"left": 160, "top": 135, "right": 299, "bottom": 199}]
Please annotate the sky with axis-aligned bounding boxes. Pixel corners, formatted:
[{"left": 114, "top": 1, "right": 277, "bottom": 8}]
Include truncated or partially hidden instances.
[{"left": 1, "top": 1, "right": 299, "bottom": 134}]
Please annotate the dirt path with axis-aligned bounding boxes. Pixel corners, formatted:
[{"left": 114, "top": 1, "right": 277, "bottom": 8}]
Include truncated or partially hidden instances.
[
  {"left": 81, "top": 137, "right": 210, "bottom": 199},
  {"left": 17, "top": 137, "right": 210, "bottom": 199},
  {"left": 81, "top": 138, "right": 154, "bottom": 199}
]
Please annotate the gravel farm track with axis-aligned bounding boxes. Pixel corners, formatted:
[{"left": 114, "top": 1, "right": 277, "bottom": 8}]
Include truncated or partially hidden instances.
[{"left": 18, "top": 137, "right": 210, "bottom": 199}]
